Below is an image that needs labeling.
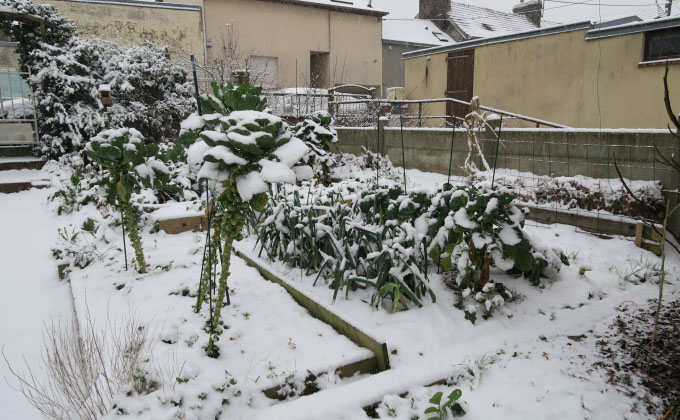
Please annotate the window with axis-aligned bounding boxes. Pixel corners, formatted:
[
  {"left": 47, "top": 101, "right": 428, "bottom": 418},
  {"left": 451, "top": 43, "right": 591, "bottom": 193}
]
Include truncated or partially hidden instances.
[
  {"left": 644, "top": 28, "right": 680, "bottom": 62},
  {"left": 249, "top": 56, "right": 278, "bottom": 89}
]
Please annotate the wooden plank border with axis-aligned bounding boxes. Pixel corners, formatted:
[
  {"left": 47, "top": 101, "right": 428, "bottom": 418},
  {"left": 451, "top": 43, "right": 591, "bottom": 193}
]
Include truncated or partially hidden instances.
[{"left": 234, "top": 249, "right": 391, "bottom": 372}]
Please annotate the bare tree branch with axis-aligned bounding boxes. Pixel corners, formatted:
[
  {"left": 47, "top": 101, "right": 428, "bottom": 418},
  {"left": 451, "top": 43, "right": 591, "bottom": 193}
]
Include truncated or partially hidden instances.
[{"left": 663, "top": 61, "right": 680, "bottom": 138}]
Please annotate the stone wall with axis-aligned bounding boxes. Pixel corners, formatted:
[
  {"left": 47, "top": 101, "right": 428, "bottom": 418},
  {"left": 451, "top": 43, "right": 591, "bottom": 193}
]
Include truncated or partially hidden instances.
[
  {"left": 34, "top": 0, "right": 205, "bottom": 65},
  {"left": 336, "top": 125, "right": 680, "bottom": 234}
]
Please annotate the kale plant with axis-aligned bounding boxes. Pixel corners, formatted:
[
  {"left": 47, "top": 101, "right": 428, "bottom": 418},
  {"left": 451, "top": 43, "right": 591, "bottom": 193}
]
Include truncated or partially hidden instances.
[
  {"left": 188, "top": 108, "right": 310, "bottom": 357},
  {"left": 85, "top": 128, "right": 171, "bottom": 273},
  {"left": 294, "top": 111, "right": 338, "bottom": 185}
]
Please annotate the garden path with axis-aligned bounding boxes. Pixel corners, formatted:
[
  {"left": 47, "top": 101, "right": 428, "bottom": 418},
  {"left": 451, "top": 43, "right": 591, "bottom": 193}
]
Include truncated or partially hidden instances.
[{"left": 0, "top": 187, "right": 76, "bottom": 419}]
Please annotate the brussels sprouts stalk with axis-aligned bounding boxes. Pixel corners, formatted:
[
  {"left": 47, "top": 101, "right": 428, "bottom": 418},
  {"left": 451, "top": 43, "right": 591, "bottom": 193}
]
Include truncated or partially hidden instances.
[{"left": 120, "top": 198, "right": 146, "bottom": 274}]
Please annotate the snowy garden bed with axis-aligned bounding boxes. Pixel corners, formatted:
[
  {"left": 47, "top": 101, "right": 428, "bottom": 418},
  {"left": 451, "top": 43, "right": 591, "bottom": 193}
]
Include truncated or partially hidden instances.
[{"left": 41, "top": 159, "right": 677, "bottom": 419}]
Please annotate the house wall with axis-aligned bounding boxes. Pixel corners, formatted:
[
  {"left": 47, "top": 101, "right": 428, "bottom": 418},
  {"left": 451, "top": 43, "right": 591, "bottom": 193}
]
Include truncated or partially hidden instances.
[
  {"left": 404, "top": 28, "right": 680, "bottom": 129},
  {"left": 203, "top": 0, "right": 382, "bottom": 91},
  {"left": 33, "top": 0, "right": 205, "bottom": 64},
  {"left": 382, "top": 42, "right": 434, "bottom": 96},
  {"left": 403, "top": 53, "right": 448, "bottom": 126},
  {"left": 0, "top": 44, "right": 19, "bottom": 68}
]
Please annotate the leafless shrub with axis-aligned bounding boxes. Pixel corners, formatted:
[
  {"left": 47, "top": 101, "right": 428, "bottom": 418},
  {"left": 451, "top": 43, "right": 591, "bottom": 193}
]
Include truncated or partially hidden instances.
[{"left": 3, "top": 310, "right": 159, "bottom": 420}]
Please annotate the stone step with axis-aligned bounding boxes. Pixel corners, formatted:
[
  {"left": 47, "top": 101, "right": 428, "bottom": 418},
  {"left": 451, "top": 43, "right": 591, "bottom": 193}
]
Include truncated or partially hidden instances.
[
  {"left": 0, "top": 180, "right": 49, "bottom": 194},
  {"left": 0, "top": 168, "right": 50, "bottom": 194},
  {"left": 0, "top": 145, "right": 35, "bottom": 157},
  {"left": 0, "top": 157, "right": 45, "bottom": 171}
]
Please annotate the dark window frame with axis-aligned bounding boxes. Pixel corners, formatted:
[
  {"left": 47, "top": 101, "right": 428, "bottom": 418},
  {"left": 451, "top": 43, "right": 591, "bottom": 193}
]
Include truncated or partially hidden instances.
[{"left": 643, "top": 28, "right": 680, "bottom": 62}]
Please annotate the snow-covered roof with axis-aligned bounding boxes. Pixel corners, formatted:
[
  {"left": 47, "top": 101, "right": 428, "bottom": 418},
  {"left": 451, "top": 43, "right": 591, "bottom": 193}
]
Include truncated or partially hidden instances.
[
  {"left": 448, "top": 2, "right": 542, "bottom": 40},
  {"left": 268, "top": 0, "right": 387, "bottom": 16},
  {"left": 585, "top": 14, "right": 680, "bottom": 40},
  {"left": 383, "top": 19, "right": 454, "bottom": 46}
]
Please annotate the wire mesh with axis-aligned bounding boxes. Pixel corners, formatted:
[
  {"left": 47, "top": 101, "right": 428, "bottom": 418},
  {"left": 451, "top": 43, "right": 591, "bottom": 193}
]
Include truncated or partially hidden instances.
[{"left": 0, "top": 67, "right": 39, "bottom": 145}]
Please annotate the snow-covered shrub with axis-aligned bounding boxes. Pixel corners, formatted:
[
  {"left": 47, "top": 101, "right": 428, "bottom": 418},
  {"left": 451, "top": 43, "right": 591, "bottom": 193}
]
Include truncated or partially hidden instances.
[
  {"left": 427, "top": 184, "right": 566, "bottom": 320},
  {"left": 98, "top": 41, "right": 194, "bottom": 143},
  {"left": 85, "top": 128, "right": 172, "bottom": 273},
  {"left": 30, "top": 37, "right": 106, "bottom": 156},
  {"left": 294, "top": 111, "right": 338, "bottom": 184},
  {"left": 50, "top": 169, "right": 100, "bottom": 215},
  {"left": 29, "top": 36, "right": 194, "bottom": 157},
  {"left": 188, "top": 109, "right": 310, "bottom": 356},
  {"left": 3, "top": 1, "right": 194, "bottom": 157}
]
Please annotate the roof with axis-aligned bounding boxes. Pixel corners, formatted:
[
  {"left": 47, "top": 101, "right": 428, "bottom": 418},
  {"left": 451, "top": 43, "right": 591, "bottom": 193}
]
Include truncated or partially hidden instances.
[
  {"left": 264, "top": 0, "right": 387, "bottom": 16},
  {"left": 585, "top": 14, "right": 680, "bottom": 40},
  {"left": 383, "top": 19, "right": 454, "bottom": 46},
  {"left": 403, "top": 20, "right": 593, "bottom": 59},
  {"left": 447, "top": 3, "right": 542, "bottom": 40}
]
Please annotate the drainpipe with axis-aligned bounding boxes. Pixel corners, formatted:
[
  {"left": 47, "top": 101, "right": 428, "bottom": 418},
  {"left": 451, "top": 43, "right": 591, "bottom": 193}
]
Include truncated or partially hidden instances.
[{"left": 200, "top": 0, "right": 208, "bottom": 65}]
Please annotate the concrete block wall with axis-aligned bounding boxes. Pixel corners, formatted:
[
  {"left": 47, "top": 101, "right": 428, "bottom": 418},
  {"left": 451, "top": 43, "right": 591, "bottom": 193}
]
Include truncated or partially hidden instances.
[
  {"left": 336, "top": 125, "right": 680, "bottom": 234},
  {"left": 336, "top": 126, "right": 680, "bottom": 189}
]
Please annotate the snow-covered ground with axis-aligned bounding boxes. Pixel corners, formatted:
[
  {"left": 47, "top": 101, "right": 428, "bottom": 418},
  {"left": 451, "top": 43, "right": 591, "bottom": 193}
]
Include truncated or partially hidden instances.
[
  {"left": 1, "top": 157, "right": 678, "bottom": 419},
  {"left": 0, "top": 188, "right": 76, "bottom": 419}
]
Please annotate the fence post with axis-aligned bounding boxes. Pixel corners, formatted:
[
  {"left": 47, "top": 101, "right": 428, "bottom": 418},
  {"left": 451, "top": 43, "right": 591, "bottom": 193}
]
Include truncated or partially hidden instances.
[
  {"left": 418, "top": 102, "right": 422, "bottom": 127},
  {"left": 378, "top": 116, "right": 387, "bottom": 156}
]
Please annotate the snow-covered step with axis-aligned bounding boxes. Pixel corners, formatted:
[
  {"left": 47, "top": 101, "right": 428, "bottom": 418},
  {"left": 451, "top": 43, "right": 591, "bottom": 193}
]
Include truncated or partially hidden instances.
[
  {"left": 0, "top": 168, "right": 50, "bottom": 193},
  {"left": 0, "top": 145, "right": 33, "bottom": 157},
  {"left": 0, "top": 156, "right": 45, "bottom": 171}
]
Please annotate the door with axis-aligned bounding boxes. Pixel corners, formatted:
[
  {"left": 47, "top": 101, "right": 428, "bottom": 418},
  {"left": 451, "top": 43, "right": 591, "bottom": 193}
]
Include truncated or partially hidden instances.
[{"left": 446, "top": 49, "right": 474, "bottom": 126}]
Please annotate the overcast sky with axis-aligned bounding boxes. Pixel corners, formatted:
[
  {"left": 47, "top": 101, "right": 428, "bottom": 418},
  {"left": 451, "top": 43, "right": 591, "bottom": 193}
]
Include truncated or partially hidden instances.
[{"left": 372, "top": 0, "right": 679, "bottom": 23}]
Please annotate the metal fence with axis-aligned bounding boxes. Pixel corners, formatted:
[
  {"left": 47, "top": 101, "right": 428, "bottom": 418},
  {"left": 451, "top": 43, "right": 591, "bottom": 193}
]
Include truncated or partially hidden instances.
[{"left": 0, "top": 68, "right": 38, "bottom": 146}]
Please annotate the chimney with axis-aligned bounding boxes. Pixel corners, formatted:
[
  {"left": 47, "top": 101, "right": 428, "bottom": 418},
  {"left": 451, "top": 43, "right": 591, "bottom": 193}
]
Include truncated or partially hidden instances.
[
  {"left": 513, "top": 0, "right": 542, "bottom": 28},
  {"left": 419, "top": 0, "right": 451, "bottom": 20}
]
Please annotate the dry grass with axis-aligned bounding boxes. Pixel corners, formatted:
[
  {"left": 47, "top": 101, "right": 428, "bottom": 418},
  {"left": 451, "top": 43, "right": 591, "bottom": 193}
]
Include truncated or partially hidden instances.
[{"left": 3, "top": 310, "right": 160, "bottom": 420}]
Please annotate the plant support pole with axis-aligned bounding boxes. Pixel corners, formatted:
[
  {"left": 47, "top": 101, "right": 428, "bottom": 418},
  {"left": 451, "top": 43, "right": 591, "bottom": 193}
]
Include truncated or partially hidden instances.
[
  {"left": 447, "top": 124, "right": 456, "bottom": 185},
  {"left": 376, "top": 114, "right": 380, "bottom": 186},
  {"left": 491, "top": 115, "right": 503, "bottom": 189},
  {"left": 191, "top": 55, "right": 203, "bottom": 116},
  {"left": 120, "top": 204, "right": 128, "bottom": 271},
  {"left": 400, "top": 106, "right": 407, "bottom": 193}
]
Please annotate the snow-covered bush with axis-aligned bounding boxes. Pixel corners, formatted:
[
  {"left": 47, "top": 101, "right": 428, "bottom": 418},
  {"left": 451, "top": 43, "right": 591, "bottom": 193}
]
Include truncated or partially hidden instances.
[
  {"left": 98, "top": 41, "right": 194, "bottom": 142},
  {"left": 294, "top": 111, "right": 338, "bottom": 184},
  {"left": 3, "top": 1, "right": 194, "bottom": 157},
  {"left": 426, "top": 184, "right": 566, "bottom": 320},
  {"left": 187, "top": 107, "right": 310, "bottom": 356},
  {"left": 30, "top": 37, "right": 106, "bottom": 156},
  {"left": 29, "top": 37, "right": 194, "bottom": 157},
  {"left": 85, "top": 128, "right": 172, "bottom": 273}
]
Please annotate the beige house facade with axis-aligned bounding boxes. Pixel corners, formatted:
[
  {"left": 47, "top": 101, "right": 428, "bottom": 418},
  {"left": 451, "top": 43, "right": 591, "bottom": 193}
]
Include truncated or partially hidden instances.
[
  {"left": 5, "top": 0, "right": 386, "bottom": 92},
  {"left": 404, "top": 17, "right": 680, "bottom": 129},
  {"left": 202, "top": 0, "right": 385, "bottom": 92},
  {"left": 31, "top": 0, "right": 206, "bottom": 64}
]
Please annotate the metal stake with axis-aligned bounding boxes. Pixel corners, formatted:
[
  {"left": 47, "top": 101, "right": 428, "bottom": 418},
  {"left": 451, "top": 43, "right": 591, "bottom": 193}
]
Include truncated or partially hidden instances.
[
  {"left": 399, "top": 106, "right": 407, "bottom": 193},
  {"left": 447, "top": 124, "right": 456, "bottom": 185},
  {"left": 120, "top": 204, "right": 128, "bottom": 271},
  {"left": 191, "top": 55, "right": 203, "bottom": 116},
  {"left": 491, "top": 116, "right": 504, "bottom": 189}
]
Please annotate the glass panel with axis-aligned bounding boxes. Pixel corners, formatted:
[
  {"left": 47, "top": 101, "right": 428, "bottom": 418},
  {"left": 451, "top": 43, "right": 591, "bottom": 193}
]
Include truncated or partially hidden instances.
[
  {"left": 661, "top": 32, "right": 680, "bottom": 58},
  {"left": 648, "top": 34, "right": 662, "bottom": 59}
]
